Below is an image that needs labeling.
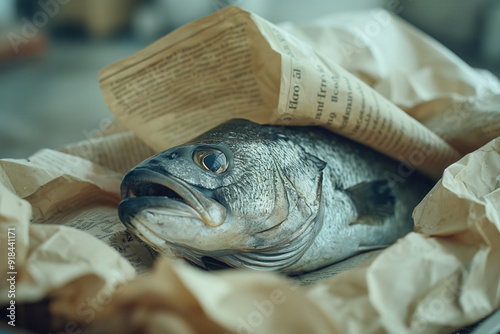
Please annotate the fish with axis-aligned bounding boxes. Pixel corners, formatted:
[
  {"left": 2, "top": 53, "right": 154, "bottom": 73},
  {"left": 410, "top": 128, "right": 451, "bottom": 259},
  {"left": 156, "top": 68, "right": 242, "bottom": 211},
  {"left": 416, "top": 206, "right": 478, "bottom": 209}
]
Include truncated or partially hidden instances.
[{"left": 118, "top": 119, "right": 432, "bottom": 274}]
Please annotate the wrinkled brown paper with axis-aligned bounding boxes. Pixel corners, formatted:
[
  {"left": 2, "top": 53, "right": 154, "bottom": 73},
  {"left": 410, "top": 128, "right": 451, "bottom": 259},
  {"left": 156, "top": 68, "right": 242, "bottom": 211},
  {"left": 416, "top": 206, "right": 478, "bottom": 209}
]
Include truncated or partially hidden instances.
[{"left": 2, "top": 6, "right": 500, "bottom": 334}]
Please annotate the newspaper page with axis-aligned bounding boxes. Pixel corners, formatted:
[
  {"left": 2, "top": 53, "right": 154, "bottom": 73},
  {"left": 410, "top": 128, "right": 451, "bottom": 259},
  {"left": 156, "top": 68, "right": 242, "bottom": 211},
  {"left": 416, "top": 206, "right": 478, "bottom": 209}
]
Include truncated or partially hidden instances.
[
  {"left": 60, "top": 130, "right": 155, "bottom": 175},
  {"left": 99, "top": 6, "right": 461, "bottom": 180}
]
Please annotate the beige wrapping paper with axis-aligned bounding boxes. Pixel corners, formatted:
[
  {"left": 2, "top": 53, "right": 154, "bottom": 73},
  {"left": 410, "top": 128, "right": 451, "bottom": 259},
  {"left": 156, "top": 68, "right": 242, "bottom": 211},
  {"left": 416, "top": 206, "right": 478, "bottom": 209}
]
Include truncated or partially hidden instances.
[
  {"left": 2, "top": 6, "right": 500, "bottom": 334},
  {"left": 70, "top": 138, "right": 500, "bottom": 333},
  {"left": 0, "top": 152, "right": 137, "bottom": 304}
]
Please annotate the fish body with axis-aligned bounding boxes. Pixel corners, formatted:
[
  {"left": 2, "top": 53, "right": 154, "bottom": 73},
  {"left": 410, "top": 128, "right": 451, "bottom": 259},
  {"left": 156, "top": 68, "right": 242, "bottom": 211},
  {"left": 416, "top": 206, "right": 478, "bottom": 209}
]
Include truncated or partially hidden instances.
[{"left": 118, "top": 119, "right": 432, "bottom": 273}]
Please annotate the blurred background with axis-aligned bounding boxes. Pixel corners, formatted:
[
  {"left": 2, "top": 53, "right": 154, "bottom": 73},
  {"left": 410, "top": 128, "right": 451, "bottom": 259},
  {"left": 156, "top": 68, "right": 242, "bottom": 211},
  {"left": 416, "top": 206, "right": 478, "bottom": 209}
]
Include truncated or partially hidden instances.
[{"left": 0, "top": 0, "right": 499, "bottom": 158}]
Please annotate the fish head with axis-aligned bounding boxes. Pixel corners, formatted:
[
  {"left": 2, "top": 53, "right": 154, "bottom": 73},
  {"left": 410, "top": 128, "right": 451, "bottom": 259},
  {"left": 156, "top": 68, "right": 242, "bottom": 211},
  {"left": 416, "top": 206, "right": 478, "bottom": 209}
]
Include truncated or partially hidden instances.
[{"left": 118, "top": 119, "right": 326, "bottom": 270}]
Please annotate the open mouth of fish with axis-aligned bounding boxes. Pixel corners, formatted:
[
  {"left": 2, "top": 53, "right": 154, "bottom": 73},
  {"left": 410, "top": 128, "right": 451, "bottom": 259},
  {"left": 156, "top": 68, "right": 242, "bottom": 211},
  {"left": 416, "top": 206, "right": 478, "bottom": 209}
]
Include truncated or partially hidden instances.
[{"left": 118, "top": 168, "right": 227, "bottom": 229}]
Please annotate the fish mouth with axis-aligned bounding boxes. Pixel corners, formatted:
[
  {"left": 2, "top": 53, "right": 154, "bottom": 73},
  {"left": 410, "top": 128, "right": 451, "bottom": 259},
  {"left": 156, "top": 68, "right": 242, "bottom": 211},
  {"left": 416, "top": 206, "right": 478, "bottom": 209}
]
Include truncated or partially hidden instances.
[{"left": 119, "top": 168, "right": 227, "bottom": 228}]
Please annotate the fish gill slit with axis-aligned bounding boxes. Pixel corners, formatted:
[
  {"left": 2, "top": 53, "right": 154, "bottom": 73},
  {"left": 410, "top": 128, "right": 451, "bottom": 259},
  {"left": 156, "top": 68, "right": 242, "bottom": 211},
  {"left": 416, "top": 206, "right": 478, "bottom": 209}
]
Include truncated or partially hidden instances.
[{"left": 255, "top": 218, "right": 287, "bottom": 234}]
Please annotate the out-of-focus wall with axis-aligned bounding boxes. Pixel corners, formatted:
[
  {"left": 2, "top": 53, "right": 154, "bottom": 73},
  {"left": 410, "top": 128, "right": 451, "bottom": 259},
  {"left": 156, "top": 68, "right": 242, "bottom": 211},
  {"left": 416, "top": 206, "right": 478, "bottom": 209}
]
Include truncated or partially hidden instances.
[
  {"left": 398, "top": 0, "right": 499, "bottom": 65},
  {"left": 237, "top": 0, "right": 387, "bottom": 23},
  {"left": 132, "top": 0, "right": 387, "bottom": 41},
  {"left": 0, "top": 1, "right": 16, "bottom": 25},
  {"left": 132, "top": 0, "right": 500, "bottom": 66}
]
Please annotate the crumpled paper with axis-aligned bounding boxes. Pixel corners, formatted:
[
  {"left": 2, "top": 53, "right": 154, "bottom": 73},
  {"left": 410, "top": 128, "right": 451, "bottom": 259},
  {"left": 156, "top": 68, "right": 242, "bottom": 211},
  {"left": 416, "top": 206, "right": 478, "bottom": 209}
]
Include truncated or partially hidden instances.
[
  {"left": 73, "top": 137, "right": 499, "bottom": 334},
  {"left": 0, "top": 150, "right": 136, "bottom": 304}
]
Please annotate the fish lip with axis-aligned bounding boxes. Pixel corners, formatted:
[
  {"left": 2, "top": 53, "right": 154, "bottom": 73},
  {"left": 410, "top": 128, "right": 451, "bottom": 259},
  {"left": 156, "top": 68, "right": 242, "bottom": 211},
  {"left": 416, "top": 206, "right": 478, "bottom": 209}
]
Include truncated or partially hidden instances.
[
  {"left": 118, "top": 196, "right": 202, "bottom": 227},
  {"left": 120, "top": 168, "right": 227, "bottom": 227}
]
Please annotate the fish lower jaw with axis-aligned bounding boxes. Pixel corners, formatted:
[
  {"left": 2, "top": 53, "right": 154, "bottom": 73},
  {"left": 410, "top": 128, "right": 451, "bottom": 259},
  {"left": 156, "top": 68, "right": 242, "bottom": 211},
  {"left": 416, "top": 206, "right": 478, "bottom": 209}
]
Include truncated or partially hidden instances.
[
  {"left": 143, "top": 205, "right": 202, "bottom": 221},
  {"left": 126, "top": 213, "right": 204, "bottom": 249},
  {"left": 128, "top": 218, "right": 173, "bottom": 252}
]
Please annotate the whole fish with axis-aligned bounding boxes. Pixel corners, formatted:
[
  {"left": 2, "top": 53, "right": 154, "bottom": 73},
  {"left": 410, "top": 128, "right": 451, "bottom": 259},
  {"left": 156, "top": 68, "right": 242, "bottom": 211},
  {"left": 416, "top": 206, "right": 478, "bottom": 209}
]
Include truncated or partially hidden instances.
[{"left": 118, "top": 119, "right": 432, "bottom": 273}]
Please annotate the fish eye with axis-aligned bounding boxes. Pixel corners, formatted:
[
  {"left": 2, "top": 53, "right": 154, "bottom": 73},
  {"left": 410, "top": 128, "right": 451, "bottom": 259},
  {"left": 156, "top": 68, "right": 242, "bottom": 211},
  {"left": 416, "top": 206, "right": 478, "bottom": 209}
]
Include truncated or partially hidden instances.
[{"left": 193, "top": 146, "right": 228, "bottom": 174}]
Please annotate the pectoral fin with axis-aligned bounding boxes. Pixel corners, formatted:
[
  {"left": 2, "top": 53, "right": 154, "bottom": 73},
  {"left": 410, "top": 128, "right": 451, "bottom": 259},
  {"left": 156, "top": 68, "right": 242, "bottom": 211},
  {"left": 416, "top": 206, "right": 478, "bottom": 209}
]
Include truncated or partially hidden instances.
[{"left": 346, "top": 180, "right": 395, "bottom": 226}]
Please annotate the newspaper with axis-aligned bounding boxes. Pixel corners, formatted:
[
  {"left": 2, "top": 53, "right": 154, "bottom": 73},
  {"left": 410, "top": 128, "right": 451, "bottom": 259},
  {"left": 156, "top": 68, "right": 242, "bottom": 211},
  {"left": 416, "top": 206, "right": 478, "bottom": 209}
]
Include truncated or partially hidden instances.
[
  {"left": 2, "top": 6, "right": 500, "bottom": 334},
  {"left": 98, "top": 7, "right": 464, "bottom": 180}
]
